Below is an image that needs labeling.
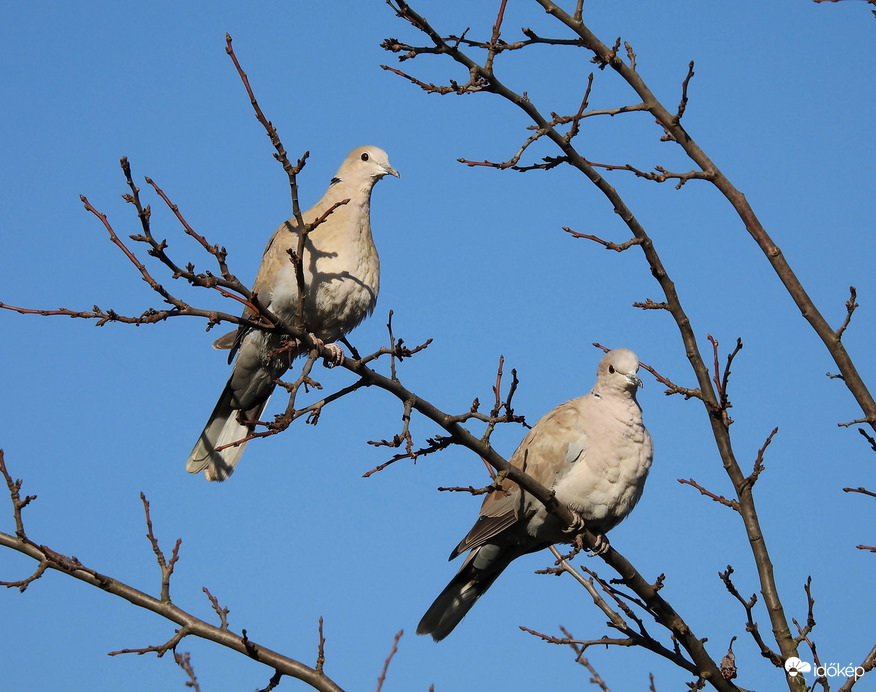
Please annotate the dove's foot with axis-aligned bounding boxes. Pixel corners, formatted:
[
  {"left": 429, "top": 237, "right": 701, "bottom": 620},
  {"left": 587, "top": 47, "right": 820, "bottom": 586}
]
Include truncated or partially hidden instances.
[
  {"left": 588, "top": 533, "right": 610, "bottom": 556},
  {"left": 306, "top": 334, "right": 345, "bottom": 368},
  {"left": 564, "top": 510, "right": 610, "bottom": 556},
  {"left": 562, "top": 510, "right": 587, "bottom": 535},
  {"left": 323, "top": 342, "right": 344, "bottom": 368}
]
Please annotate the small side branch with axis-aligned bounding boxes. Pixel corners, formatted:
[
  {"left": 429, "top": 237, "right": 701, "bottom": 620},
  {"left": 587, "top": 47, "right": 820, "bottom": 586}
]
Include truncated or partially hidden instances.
[
  {"left": 225, "top": 33, "right": 305, "bottom": 220},
  {"left": 791, "top": 576, "right": 817, "bottom": 647},
  {"left": 140, "top": 492, "right": 181, "bottom": 603},
  {"left": 843, "top": 486, "right": 876, "bottom": 500},
  {"left": 678, "top": 478, "right": 739, "bottom": 511},
  {"left": 436, "top": 482, "right": 502, "bottom": 496},
  {"left": 582, "top": 160, "right": 713, "bottom": 189},
  {"left": 315, "top": 617, "right": 326, "bottom": 674},
  {"left": 4, "top": 161, "right": 277, "bottom": 335},
  {"left": 558, "top": 625, "right": 612, "bottom": 691},
  {"left": 257, "top": 670, "right": 283, "bottom": 692},
  {"left": 0, "top": 450, "right": 35, "bottom": 539},
  {"left": 363, "top": 433, "right": 454, "bottom": 477},
  {"left": 835, "top": 286, "right": 859, "bottom": 340},
  {"left": 146, "top": 176, "right": 234, "bottom": 281},
  {"left": 672, "top": 61, "right": 695, "bottom": 127},
  {"left": 707, "top": 335, "right": 743, "bottom": 427},
  {"left": 380, "top": 63, "right": 484, "bottom": 95},
  {"left": 482, "top": 354, "right": 526, "bottom": 446},
  {"left": 842, "top": 486, "right": 876, "bottom": 552},
  {"left": 718, "top": 566, "right": 783, "bottom": 667},
  {"left": 541, "top": 547, "right": 698, "bottom": 675},
  {"left": 483, "top": 0, "right": 508, "bottom": 74},
  {"left": 202, "top": 587, "right": 230, "bottom": 629},
  {"left": 855, "top": 428, "right": 876, "bottom": 452},
  {"left": 367, "top": 399, "right": 416, "bottom": 460},
  {"left": 740, "top": 428, "right": 779, "bottom": 493},
  {"left": 376, "top": 629, "right": 403, "bottom": 692},
  {"left": 80, "top": 192, "right": 187, "bottom": 312},
  {"left": 521, "top": 624, "right": 634, "bottom": 650},
  {"left": 173, "top": 651, "right": 201, "bottom": 692},
  {"left": 565, "top": 73, "right": 594, "bottom": 142},
  {"left": 109, "top": 626, "right": 190, "bottom": 658},
  {"left": 565, "top": 227, "right": 643, "bottom": 252},
  {"left": 458, "top": 126, "right": 557, "bottom": 171}
]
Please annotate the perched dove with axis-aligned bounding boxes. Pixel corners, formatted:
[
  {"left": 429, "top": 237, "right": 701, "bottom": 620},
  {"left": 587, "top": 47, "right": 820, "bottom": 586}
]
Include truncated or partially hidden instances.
[
  {"left": 417, "top": 348, "right": 652, "bottom": 641},
  {"left": 187, "top": 146, "right": 399, "bottom": 481}
]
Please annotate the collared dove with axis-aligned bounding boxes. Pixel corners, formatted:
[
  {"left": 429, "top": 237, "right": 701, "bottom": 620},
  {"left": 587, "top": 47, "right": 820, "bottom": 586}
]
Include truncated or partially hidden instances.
[
  {"left": 187, "top": 146, "right": 399, "bottom": 481},
  {"left": 417, "top": 348, "right": 652, "bottom": 641}
]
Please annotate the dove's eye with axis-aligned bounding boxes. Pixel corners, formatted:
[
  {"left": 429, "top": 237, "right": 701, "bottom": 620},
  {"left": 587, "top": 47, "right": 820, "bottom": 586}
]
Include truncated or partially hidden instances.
[
  {"left": 608, "top": 365, "right": 615, "bottom": 374},
  {"left": 361, "top": 152, "right": 370, "bottom": 161}
]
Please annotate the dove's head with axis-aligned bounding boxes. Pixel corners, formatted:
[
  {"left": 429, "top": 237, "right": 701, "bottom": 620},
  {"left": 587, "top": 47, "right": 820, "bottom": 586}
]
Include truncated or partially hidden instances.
[
  {"left": 337, "top": 146, "right": 400, "bottom": 189},
  {"left": 595, "top": 348, "right": 644, "bottom": 396}
]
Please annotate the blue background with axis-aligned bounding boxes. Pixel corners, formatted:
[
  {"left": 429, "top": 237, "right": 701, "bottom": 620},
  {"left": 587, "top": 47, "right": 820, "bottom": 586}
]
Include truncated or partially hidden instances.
[{"left": 1, "top": 2, "right": 874, "bottom": 690}]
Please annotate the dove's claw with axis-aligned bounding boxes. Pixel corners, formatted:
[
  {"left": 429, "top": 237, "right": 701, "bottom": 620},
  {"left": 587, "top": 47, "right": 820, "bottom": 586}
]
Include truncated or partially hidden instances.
[
  {"left": 304, "top": 334, "right": 344, "bottom": 368},
  {"left": 563, "top": 509, "right": 587, "bottom": 535},
  {"left": 564, "top": 511, "right": 610, "bottom": 556},
  {"left": 322, "top": 342, "right": 344, "bottom": 368},
  {"left": 588, "top": 533, "right": 610, "bottom": 556}
]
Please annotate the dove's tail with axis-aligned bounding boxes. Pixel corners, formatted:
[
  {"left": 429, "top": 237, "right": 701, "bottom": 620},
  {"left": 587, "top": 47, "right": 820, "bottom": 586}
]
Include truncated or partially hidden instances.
[
  {"left": 417, "top": 546, "right": 515, "bottom": 641},
  {"left": 186, "top": 380, "right": 271, "bottom": 482}
]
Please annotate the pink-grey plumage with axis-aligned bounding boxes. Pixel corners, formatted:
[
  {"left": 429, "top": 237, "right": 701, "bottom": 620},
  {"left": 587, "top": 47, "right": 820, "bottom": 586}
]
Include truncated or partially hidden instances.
[{"left": 418, "top": 349, "right": 653, "bottom": 641}]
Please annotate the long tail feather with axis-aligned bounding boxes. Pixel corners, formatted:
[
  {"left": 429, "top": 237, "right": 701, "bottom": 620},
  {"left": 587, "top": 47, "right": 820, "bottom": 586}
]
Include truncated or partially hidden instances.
[
  {"left": 417, "top": 547, "right": 512, "bottom": 641},
  {"left": 186, "top": 381, "right": 270, "bottom": 481}
]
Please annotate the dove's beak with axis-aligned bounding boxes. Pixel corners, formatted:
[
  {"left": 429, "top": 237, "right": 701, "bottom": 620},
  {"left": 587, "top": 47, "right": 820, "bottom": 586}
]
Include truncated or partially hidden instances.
[
  {"left": 627, "top": 372, "right": 644, "bottom": 389},
  {"left": 383, "top": 164, "right": 400, "bottom": 179}
]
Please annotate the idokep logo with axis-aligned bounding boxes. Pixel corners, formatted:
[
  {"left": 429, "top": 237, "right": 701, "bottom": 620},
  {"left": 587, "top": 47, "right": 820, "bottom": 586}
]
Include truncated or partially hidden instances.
[{"left": 785, "top": 656, "right": 866, "bottom": 682}]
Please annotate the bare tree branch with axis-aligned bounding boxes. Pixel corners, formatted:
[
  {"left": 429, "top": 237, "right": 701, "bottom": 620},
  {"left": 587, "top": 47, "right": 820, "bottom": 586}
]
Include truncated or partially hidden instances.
[
  {"left": 718, "top": 566, "right": 783, "bottom": 668},
  {"left": 379, "top": 6, "right": 867, "bottom": 688},
  {"left": 0, "top": 451, "right": 344, "bottom": 692},
  {"left": 375, "top": 630, "right": 403, "bottom": 692}
]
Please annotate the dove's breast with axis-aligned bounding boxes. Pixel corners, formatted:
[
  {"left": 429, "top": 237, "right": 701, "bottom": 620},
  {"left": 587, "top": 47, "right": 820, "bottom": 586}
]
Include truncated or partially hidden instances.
[{"left": 552, "top": 396, "right": 653, "bottom": 534}]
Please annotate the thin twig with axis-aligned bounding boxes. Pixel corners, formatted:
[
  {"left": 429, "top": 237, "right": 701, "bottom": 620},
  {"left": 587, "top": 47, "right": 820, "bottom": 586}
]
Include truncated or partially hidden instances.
[
  {"left": 316, "top": 617, "right": 327, "bottom": 673},
  {"left": 140, "top": 492, "right": 181, "bottom": 603},
  {"left": 173, "top": 651, "right": 201, "bottom": 692},
  {"left": 225, "top": 33, "right": 305, "bottom": 220},
  {"left": 718, "top": 566, "right": 782, "bottom": 666},
  {"left": 843, "top": 486, "right": 876, "bottom": 499},
  {"left": 376, "top": 630, "right": 403, "bottom": 692},
  {"left": 741, "top": 428, "right": 779, "bottom": 492},
  {"left": 202, "top": 587, "right": 230, "bottom": 629},
  {"left": 558, "top": 626, "right": 612, "bottom": 691},
  {"left": 678, "top": 478, "right": 739, "bottom": 511},
  {"left": 835, "top": 286, "right": 859, "bottom": 340}
]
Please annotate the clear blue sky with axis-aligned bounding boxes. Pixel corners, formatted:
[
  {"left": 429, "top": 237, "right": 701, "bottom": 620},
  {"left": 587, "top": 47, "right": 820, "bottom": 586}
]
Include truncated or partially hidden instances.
[{"left": 1, "top": 1, "right": 874, "bottom": 690}]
